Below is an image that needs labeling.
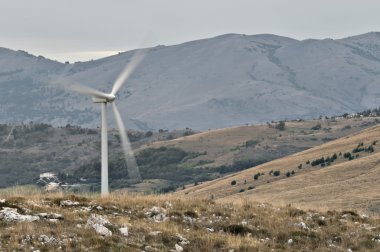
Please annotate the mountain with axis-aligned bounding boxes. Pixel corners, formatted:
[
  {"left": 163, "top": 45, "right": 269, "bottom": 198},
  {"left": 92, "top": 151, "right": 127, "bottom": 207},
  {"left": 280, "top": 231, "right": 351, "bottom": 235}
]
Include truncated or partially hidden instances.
[
  {"left": 176, "top": 122, "right": 380, "bottom": 213},
  {"left": 1, "top": 32, "right": 380, "bottom": 130}
]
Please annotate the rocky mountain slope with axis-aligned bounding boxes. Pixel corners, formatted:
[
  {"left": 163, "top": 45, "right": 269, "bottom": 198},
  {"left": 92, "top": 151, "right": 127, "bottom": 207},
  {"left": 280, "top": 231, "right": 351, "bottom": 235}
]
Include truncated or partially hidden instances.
[
  {"left": 1, "top": 32, "right": 380, "bottom": 130},
  {"left": 1, "top": 189, "right": 380, "bottom": 251}
]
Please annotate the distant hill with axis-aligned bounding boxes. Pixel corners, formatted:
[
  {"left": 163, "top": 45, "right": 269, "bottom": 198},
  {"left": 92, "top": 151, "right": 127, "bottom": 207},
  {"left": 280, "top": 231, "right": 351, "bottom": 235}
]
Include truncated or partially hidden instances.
[
  {"left": 177, "top": 120, "right": 380, "bottom": 213},
  {"left": 1, "top": 116, "right": 378, "bottom": 193},
  {"left": 1, "top": 32, "right": 380, "bottom": 130}
]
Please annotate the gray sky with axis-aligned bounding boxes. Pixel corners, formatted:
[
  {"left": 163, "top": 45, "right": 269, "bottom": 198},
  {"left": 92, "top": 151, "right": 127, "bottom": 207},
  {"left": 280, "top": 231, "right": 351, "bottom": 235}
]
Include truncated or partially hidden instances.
[{"left": 1, "top": 0, "right": 380, "bottom": 62}]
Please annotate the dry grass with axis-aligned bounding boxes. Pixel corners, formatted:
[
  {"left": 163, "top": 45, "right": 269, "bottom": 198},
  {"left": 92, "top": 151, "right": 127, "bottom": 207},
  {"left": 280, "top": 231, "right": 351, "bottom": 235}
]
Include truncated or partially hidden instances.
[
  {"left": 138, "top": 117, "right": 380, "bottom": 169},
  {"left": 1, "top": 189, "right": 380, "bottom": 251},
  {"left": 177, "top": 124, "right": 380, "bottom": 214}
]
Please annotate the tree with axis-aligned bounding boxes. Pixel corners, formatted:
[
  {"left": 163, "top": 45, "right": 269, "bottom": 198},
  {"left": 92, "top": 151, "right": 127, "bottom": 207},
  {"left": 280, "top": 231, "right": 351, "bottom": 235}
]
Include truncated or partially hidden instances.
[{"left": 275, "top": 121, "right": 286, "bottom": 131}]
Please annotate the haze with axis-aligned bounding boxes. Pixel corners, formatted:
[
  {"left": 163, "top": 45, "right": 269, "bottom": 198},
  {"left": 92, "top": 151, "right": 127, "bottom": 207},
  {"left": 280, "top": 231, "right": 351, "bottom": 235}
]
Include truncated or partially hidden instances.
[{"left": 1, "top": 0, "right": 380, "bottom": 62}]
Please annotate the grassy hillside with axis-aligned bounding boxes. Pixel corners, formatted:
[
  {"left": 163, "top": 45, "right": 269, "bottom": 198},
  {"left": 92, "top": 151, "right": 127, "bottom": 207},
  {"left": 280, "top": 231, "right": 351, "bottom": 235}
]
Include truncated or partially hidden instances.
[
  {"left": 1, "top": 188, "right": 380, "bottom": 251},
  {"left": 176, "top": 124, "right": 380, "bottom": 213},
  {"left": 0, "top": 123, "right": 194, "bottom": 189},
  {"left": 1, "top": 116, "right": 379, "bottom": 193}
]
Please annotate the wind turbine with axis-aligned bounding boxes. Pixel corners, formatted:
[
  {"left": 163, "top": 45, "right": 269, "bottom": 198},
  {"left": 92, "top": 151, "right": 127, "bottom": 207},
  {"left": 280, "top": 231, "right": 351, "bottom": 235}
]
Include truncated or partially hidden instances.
[{"left": 64, "top": 50, "right": 146, "bottom": 196}]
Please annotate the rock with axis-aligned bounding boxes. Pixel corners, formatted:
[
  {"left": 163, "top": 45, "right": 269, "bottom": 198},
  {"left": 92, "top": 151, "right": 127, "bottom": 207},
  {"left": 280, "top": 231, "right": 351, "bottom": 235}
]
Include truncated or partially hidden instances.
[
  {"left": 175, "top": 244, "right": 183, "bottom": 252},
  {"left": 164, "top": 201, "right": 173, "bottom": 209},
  {"left": 85, "top": 214, "right": 112, "bottom": 237},
  {"left": 206, "top": 228, "right": 214, "bottom": 232},
  {"left": 360, "top": 214, "right": 369, "bottom": 219},
  {"left": 145, "top": 245, "right": 158, "bottom": 251},
  {"left": 93, "top": 224, "right": 112, "bottom": 237},
  {"left": 81, "top": 206, "right": 92, "bottom": 212},
  {"left": 149, "top": 231, "right": 162, "bottom": 236},
  {"left": 287, "top": 238, "right": 293, "bottom": 245},
  {"left": 36, "top": 213, "right": 64, "bottom": 220},
  {"left": 0, "top": 207, "right": 39, "bottom": 222},
  {"left": 372, "top": 236, "right": 380, "bottom": 243},
  {"left": 176, "top": 234, "right": 190, "bottom": 245},
  {"left": 296, "top": 222, "right": 309, "bottom": 231},
  {"left": 145, "top": 207, "right": 168, "bottom": 222},
  {"left": 76, "top": 224, "right": 82, "bottom": 228},
  {"left": 96, "top": 206, "right": 103, "bottom": 211},
  {"left": 38, "top": 235, "right": 60, "bottom": 245},
  {"left": 86, "top": 214, "right": 111, "bottom": 227},
  {"left": 119, "top": 227, "right": 129, "bottom": 237},
  {"left": 0, "top": 199, "right": 5, "bottom": 203},
  {"left": 60, "top": 200, "right": 79, "bottom": 207}
]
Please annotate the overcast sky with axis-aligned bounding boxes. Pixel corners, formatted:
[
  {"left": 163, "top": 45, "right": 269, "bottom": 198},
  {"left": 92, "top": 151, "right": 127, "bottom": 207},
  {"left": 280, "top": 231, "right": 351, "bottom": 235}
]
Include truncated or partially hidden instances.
[{"left": 1, "top": 0, "right": 380, "bottom": 62}]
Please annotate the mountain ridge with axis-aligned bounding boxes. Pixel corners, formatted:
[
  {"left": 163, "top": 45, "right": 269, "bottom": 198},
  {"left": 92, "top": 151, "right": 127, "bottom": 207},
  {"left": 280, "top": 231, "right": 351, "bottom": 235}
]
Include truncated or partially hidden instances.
[{"left": 1, "top": 32, "right": 380, "bottom": 130}]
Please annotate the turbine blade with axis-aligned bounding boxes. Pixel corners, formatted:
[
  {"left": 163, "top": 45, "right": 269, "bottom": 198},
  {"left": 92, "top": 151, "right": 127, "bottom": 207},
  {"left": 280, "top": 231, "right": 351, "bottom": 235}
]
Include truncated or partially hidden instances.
[
  {"left": 111, "top": 102, "right": 141, "bottom": 181},
  {"left": 54, "top": 78, "right": 109, "bottom": 99},
  {"left": 111, "top": 49, "right": 147, "bottom": 95},
  {"left": 69, "top": 84, "right": 110, "bottom": 99},
  {"left": 4, "top": 125, "right": 15, "bottom": 143}
]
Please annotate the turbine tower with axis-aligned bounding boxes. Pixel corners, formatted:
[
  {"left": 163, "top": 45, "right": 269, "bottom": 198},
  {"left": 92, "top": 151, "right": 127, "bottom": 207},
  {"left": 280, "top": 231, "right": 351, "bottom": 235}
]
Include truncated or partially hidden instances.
[{"left": 66, "top": 50, "right": 146, "bottom": 196}]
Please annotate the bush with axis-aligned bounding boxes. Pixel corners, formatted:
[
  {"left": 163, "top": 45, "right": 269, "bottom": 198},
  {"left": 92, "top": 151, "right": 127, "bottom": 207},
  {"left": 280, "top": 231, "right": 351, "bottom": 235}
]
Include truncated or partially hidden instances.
[
  {"left": 245, "top": 139, "right": 259, "bottom": 148},
  {"left": 247, "top": 186, "right": 255, "bottom": 190},
  {"left": 231, "top": 180, "right": 237, "bottom": 186},
  {"left": 298, "top": 164, "right": 302, "bottom": 169},
  {"left": 239, "top": 189, "right": 245, "bottom": 193},
  {"left": 275, "top": 121, "right": 286, "bottom": 131},
  {"left": 224, "top": 225, "right": 251, "bottom": 235},
  {"left": 253, "top": 173, "right": 261, "bottom": 180},
  {"left": 311, "top": 124, "right": 322, "bottom": 130},
  {"left": 286, "top": 171, "right": 291, "bottom": 177},
  {"left": 343, "top": 152, "right": 352, "bottom": 159},
  {"left": 273, "top": 170, "right": 281, "bottom": 176}
]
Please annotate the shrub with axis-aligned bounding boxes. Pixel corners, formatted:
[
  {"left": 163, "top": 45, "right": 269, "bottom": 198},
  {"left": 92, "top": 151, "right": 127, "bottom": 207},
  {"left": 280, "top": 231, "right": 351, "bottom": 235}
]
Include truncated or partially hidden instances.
[
  {"left": 247, "top": 186, "right": 255, "bottom": 190},
  {"left": 253, "top": 173, "right": 261, "bottom": 180},
  {"left": 367, "top": 145, "right": 374, "bottom": 153},
  {"left": 245, "top": 139, "right": 259, "bottom": 148},
  {"left": 273, "top": 170, "right": 281, "bottom": 176},
  {"left": 343, "top": 152, "right": 352, "bottom": 159},
  {"left": 184, "top": 210, "right": 198, "bottom": 218},
  {"left": 286, "top": 171, "right": 291, "bottom": 177},
  {"left": 298, "top": 164, "right": 302, "bottom": 169},
  {"left": 275, "top": 121, "right": 286, "bottom": 131},
  {"left": 231, "top": 180, "right": 237, "bottom": 186},
  {"left": 239, "top": 189, "right": 245, "bottom": 193},
  {"left": 311, "top": 124, "right": 322, "bottom": 130},
  {"left": 224, "top": 225, "right": 251, "bottom": 235},
  {"left": 291, "top": 170, "right": 295, "bottom": 175}
]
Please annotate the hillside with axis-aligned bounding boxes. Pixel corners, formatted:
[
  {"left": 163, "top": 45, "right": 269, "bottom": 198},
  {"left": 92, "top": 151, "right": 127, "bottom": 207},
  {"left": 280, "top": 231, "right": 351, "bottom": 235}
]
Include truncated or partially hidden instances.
[
  {"left": 1, "top": 32, "right": 380, "bottom": 130},
  {"left": 1, "top": 116, "right": 379, "bottom": 193},
  {"left": 1, "top": 189, "right": 380, "bottom": 251},
  {"left": 177, "top": 123, "right": 380, "bottom": 213}
]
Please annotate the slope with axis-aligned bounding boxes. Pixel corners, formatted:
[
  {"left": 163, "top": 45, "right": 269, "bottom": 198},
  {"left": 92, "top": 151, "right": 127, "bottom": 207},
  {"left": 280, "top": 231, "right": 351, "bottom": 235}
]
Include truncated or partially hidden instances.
[
  {"left": 177, "top": 123, "right": 380, "bottom": 213},
  {"left": 1, "top": 33, "right": 380, "bottom": 130}
]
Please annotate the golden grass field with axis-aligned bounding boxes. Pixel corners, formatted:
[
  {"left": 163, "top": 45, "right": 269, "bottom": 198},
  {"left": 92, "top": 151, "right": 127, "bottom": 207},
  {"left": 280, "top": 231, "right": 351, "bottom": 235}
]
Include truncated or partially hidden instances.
[
  {"left": 176, "top": 124, "right": 380, "bottom": 214},
  {"left": 140, "top": 117, "right": 380, "bottom": 169},
  {"left": 1, "top": 187, "right": 380, "bottom": 251}
]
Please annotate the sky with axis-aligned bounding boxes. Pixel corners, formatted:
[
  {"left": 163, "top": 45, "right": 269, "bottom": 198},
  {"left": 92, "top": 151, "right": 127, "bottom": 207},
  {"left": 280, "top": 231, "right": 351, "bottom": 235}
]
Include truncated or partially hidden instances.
[{"left": 1, "top": 0, "right": 380, "bottom": 63}]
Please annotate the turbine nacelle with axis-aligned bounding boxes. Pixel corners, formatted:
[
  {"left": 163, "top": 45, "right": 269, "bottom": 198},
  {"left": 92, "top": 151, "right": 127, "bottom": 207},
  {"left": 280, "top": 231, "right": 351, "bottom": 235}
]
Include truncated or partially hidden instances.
[{"left": 92, "top": 94, "right": 116, "bottom": 103}]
